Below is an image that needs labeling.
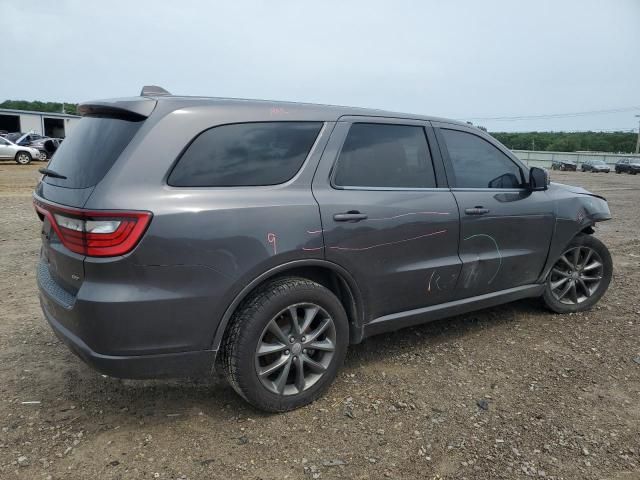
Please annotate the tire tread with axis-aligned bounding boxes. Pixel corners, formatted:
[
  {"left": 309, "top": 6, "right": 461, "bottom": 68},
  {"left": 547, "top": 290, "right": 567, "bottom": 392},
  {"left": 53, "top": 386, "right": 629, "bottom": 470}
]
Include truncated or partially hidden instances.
[{"left": 219, "top": 277, "right": 346, "bottom": 412}]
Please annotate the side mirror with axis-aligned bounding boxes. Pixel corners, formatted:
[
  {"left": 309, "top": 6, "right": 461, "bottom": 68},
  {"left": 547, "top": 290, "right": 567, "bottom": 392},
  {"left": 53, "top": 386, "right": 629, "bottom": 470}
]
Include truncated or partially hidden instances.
[{"left": 529, "top": 167, "right": 549, "bottom": 191}]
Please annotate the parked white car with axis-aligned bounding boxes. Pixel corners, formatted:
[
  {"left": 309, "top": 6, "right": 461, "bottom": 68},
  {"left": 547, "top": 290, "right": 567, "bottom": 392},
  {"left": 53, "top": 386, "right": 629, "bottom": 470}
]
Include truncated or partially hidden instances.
[{"left": 0, "top": 136, "right": 41, "bottom": 165}]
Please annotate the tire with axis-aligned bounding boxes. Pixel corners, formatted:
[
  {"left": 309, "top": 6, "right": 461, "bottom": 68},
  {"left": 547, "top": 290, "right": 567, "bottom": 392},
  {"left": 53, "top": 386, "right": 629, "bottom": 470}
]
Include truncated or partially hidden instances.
[
  {"left": 542, "top": 234, "right": 612, "bottom": 314},
  {"left": 560, "top": 164, "right": 566, "bottom": 171},
  {"left": 220, "top": 277, "right": 349, "bottom": 412},
  {"left": 15, "top": 151, "right": 32, "bottom": 165},
  {"left": 38, "top": 151, "right": 49, "bottom": 162}
]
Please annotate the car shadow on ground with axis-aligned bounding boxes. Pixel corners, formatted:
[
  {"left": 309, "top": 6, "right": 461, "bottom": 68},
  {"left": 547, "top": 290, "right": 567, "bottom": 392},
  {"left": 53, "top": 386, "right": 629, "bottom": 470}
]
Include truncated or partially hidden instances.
[{"left": 47, "top": 298, "right": 548, "bottom": 420}]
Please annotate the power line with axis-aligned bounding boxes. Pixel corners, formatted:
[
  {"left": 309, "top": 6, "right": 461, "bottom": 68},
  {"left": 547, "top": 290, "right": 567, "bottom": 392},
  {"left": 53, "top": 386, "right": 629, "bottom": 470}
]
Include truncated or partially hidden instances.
[{"left": 460, "top": 106, "right": 640, "bottom": 122}]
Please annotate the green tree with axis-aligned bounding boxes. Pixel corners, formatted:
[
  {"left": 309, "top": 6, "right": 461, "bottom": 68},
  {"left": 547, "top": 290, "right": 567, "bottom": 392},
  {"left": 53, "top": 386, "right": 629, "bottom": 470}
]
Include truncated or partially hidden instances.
[{"left": 0, "top": 100, "right": 78, "bottom": 115}]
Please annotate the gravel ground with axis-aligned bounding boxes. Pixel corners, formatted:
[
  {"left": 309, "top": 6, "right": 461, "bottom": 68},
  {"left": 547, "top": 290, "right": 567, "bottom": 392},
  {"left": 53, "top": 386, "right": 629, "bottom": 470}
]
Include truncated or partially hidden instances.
[{"left": 0, "top": 163, "right": 638, "bottom": 480}]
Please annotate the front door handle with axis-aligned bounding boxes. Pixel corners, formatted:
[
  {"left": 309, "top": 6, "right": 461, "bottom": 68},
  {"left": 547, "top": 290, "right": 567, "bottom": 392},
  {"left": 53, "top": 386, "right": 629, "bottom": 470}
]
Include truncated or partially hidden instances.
[
  {"left": 333, "top": 211, "right": 368, "bottom": 222},
  {"left": 464, "top": 206, "right": 490, "bottom": 215}
]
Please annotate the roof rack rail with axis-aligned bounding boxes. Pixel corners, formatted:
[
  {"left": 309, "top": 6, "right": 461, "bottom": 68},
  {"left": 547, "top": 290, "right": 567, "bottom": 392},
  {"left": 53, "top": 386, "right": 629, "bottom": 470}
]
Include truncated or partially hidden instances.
[{"left": 140, "top": 85, "right": 171, "bottom": 97}]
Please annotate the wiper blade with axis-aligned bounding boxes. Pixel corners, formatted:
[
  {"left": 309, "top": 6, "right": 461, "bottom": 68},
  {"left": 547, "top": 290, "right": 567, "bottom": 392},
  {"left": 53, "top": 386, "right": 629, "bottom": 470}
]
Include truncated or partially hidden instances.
[{"left": 38, "top": 168, "right": 67, "bottom": 180}]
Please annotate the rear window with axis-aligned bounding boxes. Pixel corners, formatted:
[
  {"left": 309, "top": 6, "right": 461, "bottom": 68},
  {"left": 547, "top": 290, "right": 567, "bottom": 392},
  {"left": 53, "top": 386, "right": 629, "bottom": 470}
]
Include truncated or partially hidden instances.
[
  {"left": 333, "top": 123, "right": 436, "bottom": 188},
  {"left": 168, "top": 122, "right": 322, "bottom": 187},
  {"left": 44, "top": 116, "right": 143, "bottom": 189}
]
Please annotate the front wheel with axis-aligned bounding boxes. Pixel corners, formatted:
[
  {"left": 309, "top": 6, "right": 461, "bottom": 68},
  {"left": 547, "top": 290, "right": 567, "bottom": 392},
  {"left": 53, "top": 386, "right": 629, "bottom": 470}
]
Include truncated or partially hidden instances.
[
  {"left": 220, "top": 277, "right": 349, "bottom": 412},
  {"left": 542, "top": 234, "right": 612, "bottom": 313},
  {"left": 15, "top": 151, "right": 32, "bottom": 165}
]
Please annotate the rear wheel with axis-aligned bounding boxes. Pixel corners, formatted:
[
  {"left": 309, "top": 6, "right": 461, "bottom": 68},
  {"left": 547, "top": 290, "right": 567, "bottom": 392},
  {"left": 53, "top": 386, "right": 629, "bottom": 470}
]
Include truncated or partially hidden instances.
[
  {"left": 542, "top": 234, "right": 612, "bottom": 313},
  {"left": 220, "top": 277, "right": 349, "bottom": 412},
  {"left": 15, "top": 151, "right": 31, "bottom": 165},
  {"left": 38, "top": 151, "right": 49, "bottom": 161}
]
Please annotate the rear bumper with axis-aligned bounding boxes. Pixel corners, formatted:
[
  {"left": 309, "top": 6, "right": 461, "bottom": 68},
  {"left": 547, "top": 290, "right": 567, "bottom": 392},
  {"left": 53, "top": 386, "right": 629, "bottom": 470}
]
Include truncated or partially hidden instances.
[
  {"left": 36, "top": 257, "right": 227, "bottom": 378},
  {"left": 42, "top": 298, "right": 217, "bottom": 379}
]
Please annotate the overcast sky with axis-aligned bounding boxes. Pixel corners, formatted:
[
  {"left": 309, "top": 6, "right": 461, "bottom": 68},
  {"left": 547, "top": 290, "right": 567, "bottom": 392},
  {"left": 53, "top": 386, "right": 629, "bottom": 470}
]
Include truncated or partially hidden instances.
[{"left": 3, "top": 0, "right": 639, "bottom": 132}]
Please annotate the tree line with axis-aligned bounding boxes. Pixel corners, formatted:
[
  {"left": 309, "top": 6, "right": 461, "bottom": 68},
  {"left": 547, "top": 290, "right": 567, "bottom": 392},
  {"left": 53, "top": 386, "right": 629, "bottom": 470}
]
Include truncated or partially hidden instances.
[
  {"left": 0, "top": 100, "right": 78, "bottom": 116},
  {"left": 1, "top": 100, "right": 637, "bottom": 153},
  {"left": 489, "top": 131, "right": 637, "bottom": 153}
]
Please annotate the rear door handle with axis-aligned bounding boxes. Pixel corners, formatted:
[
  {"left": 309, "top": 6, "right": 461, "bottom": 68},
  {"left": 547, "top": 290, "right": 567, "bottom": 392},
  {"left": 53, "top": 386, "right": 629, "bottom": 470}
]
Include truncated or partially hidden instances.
[
  {"left": 333, "top": 211, "right": 368, "bottom": 222},
  {"left": 464, "top": 206, "right": 490, "bottom": 215}
]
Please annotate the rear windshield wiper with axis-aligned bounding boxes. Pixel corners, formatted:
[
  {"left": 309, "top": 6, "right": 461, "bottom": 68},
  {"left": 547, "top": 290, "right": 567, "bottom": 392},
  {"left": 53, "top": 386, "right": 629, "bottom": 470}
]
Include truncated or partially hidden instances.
[{"left": 38, "top": 168, "right": 67, "bottom": 180}]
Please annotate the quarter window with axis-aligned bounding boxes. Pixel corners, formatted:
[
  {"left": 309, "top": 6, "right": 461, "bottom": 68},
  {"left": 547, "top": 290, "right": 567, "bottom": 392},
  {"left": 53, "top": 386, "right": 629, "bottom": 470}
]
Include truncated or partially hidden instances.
[
  {"left": 333, "top": 123, "right": 436, "bottom": 188},
  {"left": 168, "top": 122, "right": 323, "bottom": 187},
  {"left": 441, "top": 129, "right": 524, "bottom": 189}
]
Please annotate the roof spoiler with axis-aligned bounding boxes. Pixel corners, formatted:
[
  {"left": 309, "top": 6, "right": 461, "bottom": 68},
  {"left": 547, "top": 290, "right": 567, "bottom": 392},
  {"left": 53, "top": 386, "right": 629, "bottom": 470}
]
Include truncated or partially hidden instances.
[
  {"left": 78, "top": 86, "right": 170, "bottom": 119},
  {"left": 78, "top": 98, "right": 157, "bottom": 120}
]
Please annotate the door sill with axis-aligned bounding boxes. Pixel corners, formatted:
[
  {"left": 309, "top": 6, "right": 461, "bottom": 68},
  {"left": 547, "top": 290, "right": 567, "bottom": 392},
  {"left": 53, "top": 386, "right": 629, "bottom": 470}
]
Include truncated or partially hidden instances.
[{"left": 363, "top": 284, "right": 544, "bottom": 339}]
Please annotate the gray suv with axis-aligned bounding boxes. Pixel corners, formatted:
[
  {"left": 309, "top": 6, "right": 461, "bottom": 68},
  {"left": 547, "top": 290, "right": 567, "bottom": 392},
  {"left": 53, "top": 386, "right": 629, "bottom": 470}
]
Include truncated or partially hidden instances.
[{"left": 35, "top": 86, "right": 613, "bottom": 412}]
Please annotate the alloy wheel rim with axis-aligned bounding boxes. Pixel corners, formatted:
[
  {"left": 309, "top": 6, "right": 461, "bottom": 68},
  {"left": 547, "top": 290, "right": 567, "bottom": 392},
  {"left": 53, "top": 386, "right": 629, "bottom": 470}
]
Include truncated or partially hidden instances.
[
  {"left": 17, "top": 154, "right": 29, "bottom": 164},
  {"left": 254, "top": 303, "right": 336, "bottom": 396},
  {"left": 549, "top": 246, "right": 604, "bottom": 305}
]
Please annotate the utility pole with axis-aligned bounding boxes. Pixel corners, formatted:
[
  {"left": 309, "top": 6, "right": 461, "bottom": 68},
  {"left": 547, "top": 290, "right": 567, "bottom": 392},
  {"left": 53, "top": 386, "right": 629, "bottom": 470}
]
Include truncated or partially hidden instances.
[{"left": 636, "top": 115, "right": 640, "bottom": 154}]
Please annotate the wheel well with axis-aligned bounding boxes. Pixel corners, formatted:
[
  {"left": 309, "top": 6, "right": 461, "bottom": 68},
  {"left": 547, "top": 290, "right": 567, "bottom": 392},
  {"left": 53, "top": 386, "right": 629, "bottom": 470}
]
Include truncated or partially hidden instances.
[
  {"left": 217, "top": 265, "right": 363, "bottom": 350},
  {"left": 273, "top": 266, "right": 362, "bottom": 343}
]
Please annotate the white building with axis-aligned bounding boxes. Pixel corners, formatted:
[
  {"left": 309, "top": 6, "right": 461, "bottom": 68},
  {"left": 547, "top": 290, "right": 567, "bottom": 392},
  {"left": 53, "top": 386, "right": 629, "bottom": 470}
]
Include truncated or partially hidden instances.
[{"left": 0, "top": 108, "right": 81, "bottom": 138}]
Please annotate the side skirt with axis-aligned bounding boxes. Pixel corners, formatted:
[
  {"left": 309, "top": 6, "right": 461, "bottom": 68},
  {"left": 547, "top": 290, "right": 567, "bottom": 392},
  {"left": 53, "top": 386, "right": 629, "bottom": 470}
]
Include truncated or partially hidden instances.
[{"left": 362, "top": 284, "right": 544, "bottom": 339}]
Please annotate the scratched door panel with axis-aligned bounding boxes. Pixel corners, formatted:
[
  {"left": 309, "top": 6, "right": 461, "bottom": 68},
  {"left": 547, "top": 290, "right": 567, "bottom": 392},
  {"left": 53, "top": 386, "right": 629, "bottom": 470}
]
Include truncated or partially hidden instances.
[
  {"left": 452, "top": 190, "right": 555, "bottom": 299},
  {"left": 321, "top": 190, "right": 461, "bottom": 318},
  {"left": 312, "top": 119, "right": 462, "bottom": 321}
]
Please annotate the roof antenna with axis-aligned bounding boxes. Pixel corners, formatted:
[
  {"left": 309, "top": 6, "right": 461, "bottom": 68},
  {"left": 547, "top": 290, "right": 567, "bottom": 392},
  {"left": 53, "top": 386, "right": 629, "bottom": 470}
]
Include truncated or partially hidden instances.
[{"left": 140, "top": 85, "right": 171, "bottom": 96}]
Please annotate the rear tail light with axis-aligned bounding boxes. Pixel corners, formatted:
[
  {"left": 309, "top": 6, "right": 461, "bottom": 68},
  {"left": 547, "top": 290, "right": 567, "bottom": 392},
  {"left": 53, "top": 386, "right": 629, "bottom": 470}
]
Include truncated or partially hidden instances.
[{"left": 34, "top": 198, "right": 152, "bottom": 257}]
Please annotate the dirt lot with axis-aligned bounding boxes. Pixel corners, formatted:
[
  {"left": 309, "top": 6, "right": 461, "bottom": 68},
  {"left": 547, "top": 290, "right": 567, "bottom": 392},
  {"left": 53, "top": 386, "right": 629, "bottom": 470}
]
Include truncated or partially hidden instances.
[{"left": 0, "top": 163, "right": 638, "bottom": 480}]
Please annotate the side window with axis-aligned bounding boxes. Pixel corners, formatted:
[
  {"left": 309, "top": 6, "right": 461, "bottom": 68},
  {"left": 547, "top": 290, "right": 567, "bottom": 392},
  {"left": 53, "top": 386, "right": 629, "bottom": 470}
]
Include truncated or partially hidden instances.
[
  {"left": 168, "top": 122, "right": 322, "bottom": 187},
  {"left": 441, "top": 129, "right": 524, "bottom": 189},
  {"left": 333, "top": 123, "right": 436, "bottom": 188}
]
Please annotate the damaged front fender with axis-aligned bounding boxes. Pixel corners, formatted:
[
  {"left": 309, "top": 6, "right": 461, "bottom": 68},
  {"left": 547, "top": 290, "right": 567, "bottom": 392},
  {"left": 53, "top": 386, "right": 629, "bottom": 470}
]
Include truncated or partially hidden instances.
[{"left": 538, "top": 183, "right": 611, "bottom": 282}]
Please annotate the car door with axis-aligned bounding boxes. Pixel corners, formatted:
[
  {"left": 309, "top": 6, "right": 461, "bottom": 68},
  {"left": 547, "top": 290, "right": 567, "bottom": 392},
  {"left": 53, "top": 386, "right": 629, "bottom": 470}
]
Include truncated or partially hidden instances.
[
  {"left": 0, "top": 138, "right": 12, "bottom": 159},
  {"left": 433, "top": 123, "right": 555, "bottom": 299},
  {"left": 312, "top": 118, "right": 461, "bottom": 321}
]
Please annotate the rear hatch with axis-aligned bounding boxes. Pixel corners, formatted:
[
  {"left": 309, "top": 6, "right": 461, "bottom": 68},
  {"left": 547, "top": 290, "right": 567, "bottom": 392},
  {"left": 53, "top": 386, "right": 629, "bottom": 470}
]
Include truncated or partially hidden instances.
[{"left": 35, "top": 100, "right": 153, "bottom": 297}]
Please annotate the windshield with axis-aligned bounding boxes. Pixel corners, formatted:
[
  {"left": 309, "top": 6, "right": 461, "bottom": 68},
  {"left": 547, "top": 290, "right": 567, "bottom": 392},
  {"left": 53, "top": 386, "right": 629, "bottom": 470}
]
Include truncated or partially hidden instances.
[
  {"left": 593, "top": 160, "right": 605, "bottom": 165},
  {"left": 44, "top": 116, "right": 143, "bottom": 189},
  {"left": 5, "top": 133, "right": 22, "bottom": 143}
]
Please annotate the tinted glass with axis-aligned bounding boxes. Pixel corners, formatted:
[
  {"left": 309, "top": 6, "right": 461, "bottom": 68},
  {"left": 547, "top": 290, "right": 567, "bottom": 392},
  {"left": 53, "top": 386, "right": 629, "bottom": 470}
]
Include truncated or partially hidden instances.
[
  {"left": 333, "top": 123, "right": 436, "bottom": 188},
  {"left": 441, "top": 129, "right": 523, "bottom": 188},
  {"left": 45, "top": 116, "right": 143, "bottom": 189},
  {"left": 169, "top": 122, "right": 322, "bottom": 187}
]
